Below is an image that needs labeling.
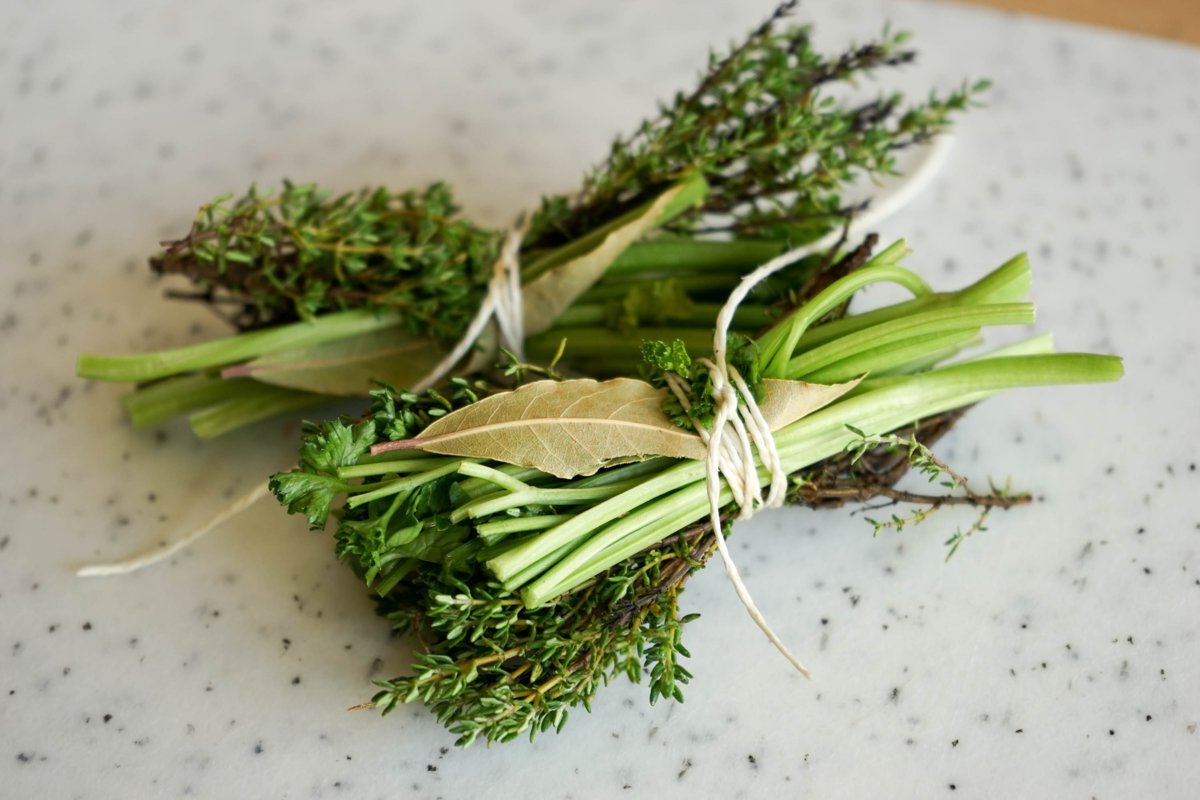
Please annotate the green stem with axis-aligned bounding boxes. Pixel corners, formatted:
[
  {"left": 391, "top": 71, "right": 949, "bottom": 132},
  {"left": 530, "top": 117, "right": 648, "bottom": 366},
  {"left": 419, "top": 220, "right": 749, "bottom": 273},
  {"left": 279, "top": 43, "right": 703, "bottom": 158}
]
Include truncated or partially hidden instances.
[
  {"left": 551, "top": 301, "right": 775, "bottom": 330},
  {"left": 757, "top": 264, "right": 934, "bottom": 378},
  {"left": 520, "top": 174, "right": 709, "bottom": 282},
  {"left": 345, "top": 460, "right": 470, "bottom": 508},
  {"left": 187, "top": 384, "right": 330, "bottom": 439},
  {"left": 791, "top": 253, "right": 1031, "bottom": 353},
  {"left": 579, "top": 272, "right": 791, "bottom": 303},
  {"left": 122, "top": 372, "right": 247, "bottom": 428},
  {"left": 337, "top": 457, "right": 457, "bottom": 479},
  {"left": 501, "top": 352, "right": 1123, "bottom": 605},
  {"left": 605, "top": 238, "right": 789, "bottom": 277},
  {"left": 785, "top": 303, "right": 1034, "bottom": 379},
  {"left": 476, "top": 514, "right": 576, "bottom": 545},
  {"left": 527, "top": 327, "right": 717, "bottom": 360},
  {"left": 811, "top": 329, "right": 979, "bottom": 384},
  {"left": 456, "top": 482, "right": 641, "bottom": 523},
  {"left": 78, "top": 309, "right": 405, "bottom": 383}
]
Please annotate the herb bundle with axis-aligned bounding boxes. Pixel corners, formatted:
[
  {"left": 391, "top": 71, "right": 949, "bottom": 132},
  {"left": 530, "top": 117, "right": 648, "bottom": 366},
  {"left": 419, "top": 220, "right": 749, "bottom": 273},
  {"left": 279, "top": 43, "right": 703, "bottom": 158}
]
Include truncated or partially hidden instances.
[
  {"left": 77, "top": 1, "right": 982, "bottom": 437},
  {"left": 271, "top": 242, "right": 1121, "bottom": 745}
]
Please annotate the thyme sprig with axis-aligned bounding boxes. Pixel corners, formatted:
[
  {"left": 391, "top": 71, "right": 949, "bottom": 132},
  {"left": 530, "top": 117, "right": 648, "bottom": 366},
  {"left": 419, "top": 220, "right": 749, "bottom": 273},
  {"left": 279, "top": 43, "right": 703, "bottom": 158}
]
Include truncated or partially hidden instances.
[
  {"left": 153, "top": 182, "right": 500, "bottom": 335},
  {"left": 529, "top": 0, "right": 985, "bottom": 244}
]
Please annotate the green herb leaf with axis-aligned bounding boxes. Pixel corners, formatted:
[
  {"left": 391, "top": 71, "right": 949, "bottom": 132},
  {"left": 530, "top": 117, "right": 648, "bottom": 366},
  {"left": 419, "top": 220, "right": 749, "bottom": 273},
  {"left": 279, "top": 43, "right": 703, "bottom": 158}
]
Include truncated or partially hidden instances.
[
  {"left": 269, "top": 470, "right": 351, "bottom": 529},
  {"left": 641, "top": 339, "right": 693, "bottom": 379},
  {"left": 298, "top": 418, "right": 378, "bottom": 474}
]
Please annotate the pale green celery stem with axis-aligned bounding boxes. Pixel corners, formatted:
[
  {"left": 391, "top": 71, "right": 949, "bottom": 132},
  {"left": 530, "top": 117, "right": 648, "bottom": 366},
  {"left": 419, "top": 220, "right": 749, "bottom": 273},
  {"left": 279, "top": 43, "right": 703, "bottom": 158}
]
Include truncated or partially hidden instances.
[
  {"left": 497, "top": 353, "right": 1123, "bottom": 602},
  {"left": 846, "top": 330, "right": 1057, "bottom": 392},
  {"left": 349, "top": 448, "right": 448, "bottom": 465},
  {"left": 500, "top": 301, "right": 997, "bottom": 583},
  {"left": 454, "top": 481, "right": 640, "bottom": 523},
  {"left": 605, "top": 238, "right": 788, "bottom": 276},
  {"left": 572, "top": 457, "right": 675, "bottom": 488},
  {"left": 757, "top": 266, "right": 934, "bottom": 378},
  {"left": 476, "top": 514, "right": 575, "bottom": 544},
  {"left": 487, "top": 460, "right": 703, "bottom": 584},
  {"left": 865, "top": 239, "right": 913, "bottom": 268},
  {"left": 526, "top": 327, "right": 716, "bottom": 360},
  {"left": 501, "top": 541, "right": 582, "bottom": 591},
  {"left": 466, "top": 460, "right": 671, "bottom": 541},
  {"left": 345, "top": 460, "right": 469, "bottom": 508},
  {"left": 456, "top": 462, "right": 532, "bottom": 492},
  {"left": 77, "top": 309, "right": 405, "bottom": 383},
  {"left": 579, "top": 272, "right": 791, "bottom": 302},
  {"left": 793, "top": 254, "right": 1032, "bottom": 353},
  {"left": 531, "top": 483, "right": 736, "bottom": 600},
  {"left": 187, "top": 385, "right": 330, "bottom": 439},
  {"left": 337, "top": 457, "right": 458, "bottom": 479},
  {"left": 551, "top": 301, "right": 774, "bottom": 330},
  {"left": 456, "top": 465, "right": 552, "bottom": 500},
  {"left": 122, "top": 373, "right": 248, "bottom": 428},
  {"left": 786, "top": 303, "right": 1035, "bottom": 378},
  {"left": 802, "top": 329, "right": 981, "bottom": 385}
]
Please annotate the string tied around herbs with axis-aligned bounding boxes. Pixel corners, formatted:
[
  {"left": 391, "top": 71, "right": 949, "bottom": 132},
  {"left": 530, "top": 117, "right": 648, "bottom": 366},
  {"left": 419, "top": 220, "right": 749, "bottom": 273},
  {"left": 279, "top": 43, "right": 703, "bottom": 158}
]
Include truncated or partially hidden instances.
[
  {"left": 652, "top": 133, "right": 957, "bottom": 675},
  {"left": 412, "top": 216, "right": 529, "bottom": 393},
  {"left": 661, "top": 230, "right": 848, "bottom": 680}
]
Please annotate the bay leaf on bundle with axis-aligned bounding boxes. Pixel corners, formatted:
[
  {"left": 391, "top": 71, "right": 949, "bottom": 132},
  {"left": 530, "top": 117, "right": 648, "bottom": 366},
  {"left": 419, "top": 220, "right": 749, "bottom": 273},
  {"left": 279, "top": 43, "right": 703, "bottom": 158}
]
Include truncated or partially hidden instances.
[
  {"left": 520, "top": 174, "right": 708, "bottom": 337},
  {"left": 756, "top": 376, "right": 863, "bottom": 430},
  {"left": 224, "top": 325, "right": 444, "bottom": 396},
  {"left": 379, "top": 373, "right": 862, "bottom": 479},
  {"left": 386, "top": 377, "right": 707, "bottom": 478}
]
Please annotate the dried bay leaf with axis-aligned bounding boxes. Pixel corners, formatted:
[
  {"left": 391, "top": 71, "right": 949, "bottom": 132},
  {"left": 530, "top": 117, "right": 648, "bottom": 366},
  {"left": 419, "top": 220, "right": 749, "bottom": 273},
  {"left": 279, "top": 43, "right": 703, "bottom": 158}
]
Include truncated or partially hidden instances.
[
  {"left": 521, "top": 175, "right": 708, "bottom": 337},
  {"left": 386, "top": 378, "right": 707, "bottom": 478},
  {"left": 225, "top": 326, "right": 445, "bottom": 396},
  {"left": 377, "top": 373, "right": 862, "bottom": 479},
  {"left": 757, "top": 376, "right": 863, "bottom": 431}
]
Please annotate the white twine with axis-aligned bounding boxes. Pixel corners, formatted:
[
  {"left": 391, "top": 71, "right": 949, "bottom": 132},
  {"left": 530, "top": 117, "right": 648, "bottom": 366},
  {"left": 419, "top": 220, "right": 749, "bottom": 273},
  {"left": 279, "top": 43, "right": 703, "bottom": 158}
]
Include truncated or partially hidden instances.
[
  {"left": 75, "top": 135, "right": 951, "bottom": 581},
  {"left": 670, "top": 133, "right": 955, "bottom": 677},
  {"left": 412, "top": 218, "right": 528, "bottom": 392},
  {"left": 76, "top": 479, "right": 273, "bottom": 577}
]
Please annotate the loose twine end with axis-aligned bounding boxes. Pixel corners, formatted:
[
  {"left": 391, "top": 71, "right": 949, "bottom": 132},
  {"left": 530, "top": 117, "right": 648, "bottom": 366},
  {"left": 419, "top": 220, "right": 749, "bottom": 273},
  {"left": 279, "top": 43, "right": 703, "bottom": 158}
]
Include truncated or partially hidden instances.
[
  {"left": 679, "top": 134, "right": 954, "bottom": 678},
  {"left": 76, "top": 479, "right": 274, "bottom": 577}
]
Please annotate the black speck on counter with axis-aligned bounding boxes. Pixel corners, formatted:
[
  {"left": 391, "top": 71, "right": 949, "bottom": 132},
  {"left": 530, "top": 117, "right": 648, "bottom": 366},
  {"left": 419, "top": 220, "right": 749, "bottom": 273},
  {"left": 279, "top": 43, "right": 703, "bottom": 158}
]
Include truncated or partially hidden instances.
[{"left": 253, "top": 741, "right": 264, "bottom": 755}]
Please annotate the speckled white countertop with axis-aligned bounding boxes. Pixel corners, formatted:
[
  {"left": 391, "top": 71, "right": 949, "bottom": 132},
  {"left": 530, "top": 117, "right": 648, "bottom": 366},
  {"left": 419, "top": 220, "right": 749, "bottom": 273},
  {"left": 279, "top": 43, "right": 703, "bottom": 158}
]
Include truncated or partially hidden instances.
[{"left": 2, "top": 1, "right": 1198, "bottom": 797}]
